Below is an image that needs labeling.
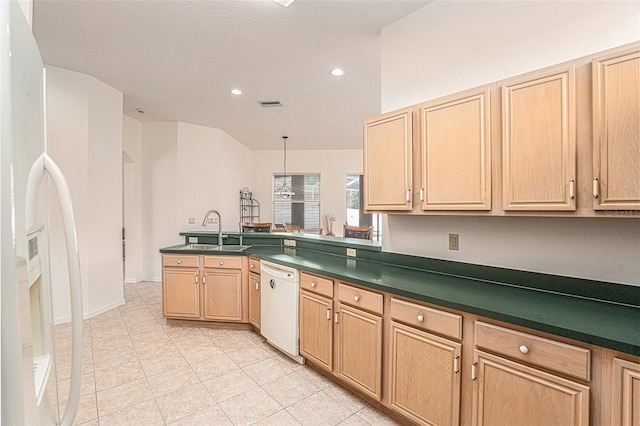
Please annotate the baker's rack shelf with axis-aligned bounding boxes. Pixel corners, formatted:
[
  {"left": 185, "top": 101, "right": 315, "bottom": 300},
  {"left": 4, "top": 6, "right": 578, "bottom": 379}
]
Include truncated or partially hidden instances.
[{"left": 239, "top": 187, "right": 260, "bottom": 230}]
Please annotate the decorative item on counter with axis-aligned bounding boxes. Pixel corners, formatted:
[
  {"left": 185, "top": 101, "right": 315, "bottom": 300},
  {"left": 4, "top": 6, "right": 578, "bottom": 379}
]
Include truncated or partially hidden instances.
[{"left": 321, "top": 213, "right": 336, "bottom": 236}]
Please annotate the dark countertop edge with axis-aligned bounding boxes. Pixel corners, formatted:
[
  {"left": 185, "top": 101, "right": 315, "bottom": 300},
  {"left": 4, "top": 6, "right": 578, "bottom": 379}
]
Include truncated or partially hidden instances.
[
  {"left": 159, "top": 245, "right": 640, "bottom": 356},
  {"left": 178, "top": 231, "right": 383, "bottom": 252}
]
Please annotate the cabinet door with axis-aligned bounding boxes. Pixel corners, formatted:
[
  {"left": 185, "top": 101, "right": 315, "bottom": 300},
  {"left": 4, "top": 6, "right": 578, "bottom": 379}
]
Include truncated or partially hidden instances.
[
  {"left": 612, "top": 358, "right": 640, "bottom": 426},
  {"left": 592, "top": 49, "right": 640, "bottom": 210},
  {"left": 299, "top": 290, "right": 333, "bottom": 372},
  {"left": 389, "top": 321, "right": 461, "bottom": 426},
  {"left": 363, "top": 108, "right": 413, "bottom": 211},
  {"left": 472, "top": 350, "right": 589, "bottom": 426},
  {"left": 162, "top": 268, "right": 200, "bottom": 319},
  {"left": 337, "top": 304, "right": 383, "bottom": 400},
  {"left": 202, "top": 269, "right": 242, "bottom": 321},
  {"left": 502, "top": 67, "right": 576, "bottom": 211},
  {"left": 248, "top": 272, "right": 260, "bottom": 329},
  {"left": 419, "top": 87, "right": 492, "bottom": 210}
]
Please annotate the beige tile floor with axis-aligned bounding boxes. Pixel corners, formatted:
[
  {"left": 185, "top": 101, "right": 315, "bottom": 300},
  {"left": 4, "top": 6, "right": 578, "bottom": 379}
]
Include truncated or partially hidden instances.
[{"left": 54, "top": 281, "right": 402, "bottom": 425}]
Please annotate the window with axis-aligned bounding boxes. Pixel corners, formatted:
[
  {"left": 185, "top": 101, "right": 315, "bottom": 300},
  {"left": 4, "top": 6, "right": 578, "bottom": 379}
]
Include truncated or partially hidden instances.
[
  {"left": 346, "top": 174, "right": 382, "bottom": 241},
  {"left": 273, "top": 174, "right": 320, "bottom": 231}
]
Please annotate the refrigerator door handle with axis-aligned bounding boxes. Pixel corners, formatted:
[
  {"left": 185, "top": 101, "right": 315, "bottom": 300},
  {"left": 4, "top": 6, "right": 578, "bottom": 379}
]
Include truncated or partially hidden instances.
[{"left": 26, "top": 152, "right": 83, "bottom": 426}]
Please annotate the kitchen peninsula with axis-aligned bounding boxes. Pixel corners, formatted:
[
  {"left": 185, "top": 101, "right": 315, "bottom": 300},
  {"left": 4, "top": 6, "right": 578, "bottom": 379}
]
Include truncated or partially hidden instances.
[{"left": 161, "top": 231, "right": 639, "bottom": 426}]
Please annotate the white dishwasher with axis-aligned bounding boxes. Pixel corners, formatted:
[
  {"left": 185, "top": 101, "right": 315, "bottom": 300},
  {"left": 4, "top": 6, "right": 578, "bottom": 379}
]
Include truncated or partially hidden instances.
[{"left": 260, "top": 261, "right": 304, "bottom": 364}]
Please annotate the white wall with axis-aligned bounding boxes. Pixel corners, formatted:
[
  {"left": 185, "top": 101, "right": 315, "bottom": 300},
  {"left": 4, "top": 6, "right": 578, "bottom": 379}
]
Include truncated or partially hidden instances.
[
  {"left": 176, "top": 122, "right": 252, "bottom": 234},
  {"left": 140, "top": 121, "right": 177, "bottom": 281},
  {"left": 46, "top": 66, "right": 124, "bottom": 322},
  {"left": 250, "top": 149, "right": 363, "bottom": 235},
  {"left": 140, "top": 121, "right": 252, "bottom": 281},
  {"left": 380, "top": 1, "right": 640, "bottom": 285},
  {"left": 123, "top": 115, "right": 142, "bottom": 283}
]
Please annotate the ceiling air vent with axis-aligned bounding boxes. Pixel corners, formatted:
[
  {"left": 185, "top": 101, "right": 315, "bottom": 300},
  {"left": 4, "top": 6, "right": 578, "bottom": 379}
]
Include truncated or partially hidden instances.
[{"left": 258, "top": 100, "right": 283, "bottom": 108}]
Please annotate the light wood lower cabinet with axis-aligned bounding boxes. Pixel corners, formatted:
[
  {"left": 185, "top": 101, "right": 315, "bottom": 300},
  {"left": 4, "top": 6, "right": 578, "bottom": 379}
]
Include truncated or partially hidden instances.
[
  {"left": 612, "top": 358, "right": 640, "bottom": 426},
  {"left": 472, "top": 350, "right": 589, "bottom": 426},
  {"left": 389, "top": 321, "right": 462, "bottom": 426},
  {"left": 299, "top": 290, "right": 333, "bottom": 372},
  {"left": 337, "top": 303, "right": 383, "bottom": 401},
  {"left": 202, "top": 267, "right": 242, "bottom": 321},
  {"left": 248, "top": 272, "right": 260, "bottom": 329},
  {"left": 162, "top": 254, "right": 245, "bottom": 323},
  {"left": 162, "top": 267, "right": 200, "bottom": 319}
]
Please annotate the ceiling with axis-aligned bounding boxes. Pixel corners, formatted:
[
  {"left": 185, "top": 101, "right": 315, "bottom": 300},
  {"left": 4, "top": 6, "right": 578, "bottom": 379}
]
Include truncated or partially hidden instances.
[{"left": 32, "top": 0, "right": 428, "bottom": 151}]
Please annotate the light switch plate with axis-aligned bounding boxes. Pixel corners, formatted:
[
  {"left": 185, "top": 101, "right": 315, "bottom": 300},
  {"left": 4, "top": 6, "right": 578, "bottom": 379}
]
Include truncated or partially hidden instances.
[
  {"left": 283, "top": 239, "right": 296, "bottom": 247},
  {"left": 346, "top": 248, "right": 357, "bottom": 257}
]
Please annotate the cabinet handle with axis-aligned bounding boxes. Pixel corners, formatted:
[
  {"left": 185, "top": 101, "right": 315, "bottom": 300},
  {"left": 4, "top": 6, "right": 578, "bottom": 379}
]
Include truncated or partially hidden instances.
[
  {"left": 519, "top": 345, "right": 529, "bottom": 354},
  {"left": 334, "top": 312, "right": 339, "bottom": 324},
  {"left": 311, "top": 282, "right": 317, "bottom": 288},
  {"left": 417, "top": 314, "right": 424, "bottom": 322},
  {"left": 420, "top": 188, "right": 425, "bottom": 202},
  {"left": 569, "top": 180, "right": 575, "bottom": 199},
  {"left": 593, "top": 178, "right": 599, "bottom": 199},
  {"left": 471, "top": 362, "right": 477, "bottom": 381},
  {"left": 195, "top": 274, "right": 198, "bottom": 284},
  {"left": 326, "top": 308, "right": 331, "bottom": 320},
  {"left": 219, "top": 261, "right": 224, "bottom": 266},
  {"left": 255, "top": 281, "right": 259, "bottom": 291},
  {"left": 454, "top": 355, "right": 460, "bottom": 374},
  {"left": 406, "top": 189, "right": 411, "bottom": 203},
  {"left": 354, "top": 295, "right": 360, "bottom": 302},
  {"left": 177, "top": 259, "right": 182, "bottom": 264},
  {"left": 250, "top": 264, "right": 254, "bottom": 269}
]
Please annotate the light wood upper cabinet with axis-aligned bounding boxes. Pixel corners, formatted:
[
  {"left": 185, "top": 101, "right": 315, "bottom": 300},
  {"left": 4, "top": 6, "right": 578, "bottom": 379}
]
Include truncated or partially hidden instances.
[
  {"left": 612, "top": 358, "right": 640, "bottom": 426},
  {"left": 501, "top": 66, "right": 577, "bottom": 211},
  {"left": 592, "top": 49, "right": 640, "bottom": 210},
  {"left": 363, "top": 108, "right": 413, "bottom": 211},
  {"left": 418, "top": 87, "right": 492, "bottom": 210}
]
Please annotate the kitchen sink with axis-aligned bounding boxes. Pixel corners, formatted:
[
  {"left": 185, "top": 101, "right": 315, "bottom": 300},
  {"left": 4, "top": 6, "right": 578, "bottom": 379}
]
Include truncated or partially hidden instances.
[
  {"left": 171, "top": 244, "right": 251, "bottom": 252},
  {"left": 208, "top": 245, "right": 251, "bottom": 252}
]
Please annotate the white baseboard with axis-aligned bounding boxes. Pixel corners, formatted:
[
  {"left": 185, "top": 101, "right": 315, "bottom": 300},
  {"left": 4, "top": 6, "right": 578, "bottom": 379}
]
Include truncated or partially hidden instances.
[
  {"left": 53, "top": 297, "right": 126, "bottom": 325},
  {"left": 124, "top": 277, "right": 141, "bottom": 284}
]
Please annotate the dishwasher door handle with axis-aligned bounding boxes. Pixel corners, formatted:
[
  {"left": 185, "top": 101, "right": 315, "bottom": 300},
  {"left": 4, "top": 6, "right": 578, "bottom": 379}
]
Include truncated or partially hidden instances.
[{"left": 269, "top": 279, "right": 276, "bottom": 289}]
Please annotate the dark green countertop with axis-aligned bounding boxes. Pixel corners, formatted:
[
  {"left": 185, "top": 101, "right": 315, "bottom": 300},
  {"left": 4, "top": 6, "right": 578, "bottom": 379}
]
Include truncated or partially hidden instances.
[{"left": 160, "top": 241, "right": 640, "bottom": 356}]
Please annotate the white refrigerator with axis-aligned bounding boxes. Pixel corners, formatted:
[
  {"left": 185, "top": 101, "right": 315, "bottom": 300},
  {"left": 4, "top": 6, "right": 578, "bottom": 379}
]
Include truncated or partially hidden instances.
[{"left": 1, "top": 1, "right": 83, "bottom": 425}]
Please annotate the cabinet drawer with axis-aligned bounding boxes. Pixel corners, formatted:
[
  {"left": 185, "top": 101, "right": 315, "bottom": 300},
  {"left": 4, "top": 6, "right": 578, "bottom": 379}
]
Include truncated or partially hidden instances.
[
  {"left": 338, "top": 283, "right": 383, "bottom": 315},
  {"left": 162, "top": 254, "right": 199, "bottom": 268},
  {"left": 203, "top": 256, "right": 242, "bottom": 269},
  {"left": 248, "top": 258, "right": 261, "bottom": 274},
  {"left": 301, "top": 272, "right": 334, "bottom": 298},
  {"left": 475, "top": 321, "right": 591, "bottom": 381},
  {"left": 390, "top": 298, "right": 462, "bottom": 340}
]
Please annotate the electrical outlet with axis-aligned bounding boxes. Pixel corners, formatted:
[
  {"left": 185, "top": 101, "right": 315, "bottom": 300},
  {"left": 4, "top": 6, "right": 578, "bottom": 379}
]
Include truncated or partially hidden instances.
[
  {"left": 449, "top": 233, "right": 459, "bottom": 251},
  {"left": 188, "top": 237, "right": 198, "bottom": 243},
  {"left": 208, "top": 217, "right": 218, "bottom": 224},
  {"left": 188, "top": 217, "right": 195, "bottom": 224},
  {"left": 346, "top": 248, "right": 357, "bottom": 257}
]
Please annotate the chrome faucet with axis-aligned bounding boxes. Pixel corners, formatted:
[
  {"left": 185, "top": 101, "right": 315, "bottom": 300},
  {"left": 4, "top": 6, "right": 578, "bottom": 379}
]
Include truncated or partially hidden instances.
[{"left": 202, "top": 209, "right": 223, "bottom": 246}]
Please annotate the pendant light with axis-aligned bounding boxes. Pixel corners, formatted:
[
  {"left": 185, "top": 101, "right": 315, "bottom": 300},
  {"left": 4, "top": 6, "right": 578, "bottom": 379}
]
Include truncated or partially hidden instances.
[{"left": 275, "top": 136, "right": 295, "bottom": 199}]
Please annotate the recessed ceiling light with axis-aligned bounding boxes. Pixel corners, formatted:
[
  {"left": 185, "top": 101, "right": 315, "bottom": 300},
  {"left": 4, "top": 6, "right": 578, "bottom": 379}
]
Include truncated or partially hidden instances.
[
  {"left": 273, "top": 0, "right": 295, "bottom": 7},
  {"left": 330, "top": 68, "right": 344, "bottom": 77},
  {"left": 230, "top": 89, "right": 242, "bottom": 95}
]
